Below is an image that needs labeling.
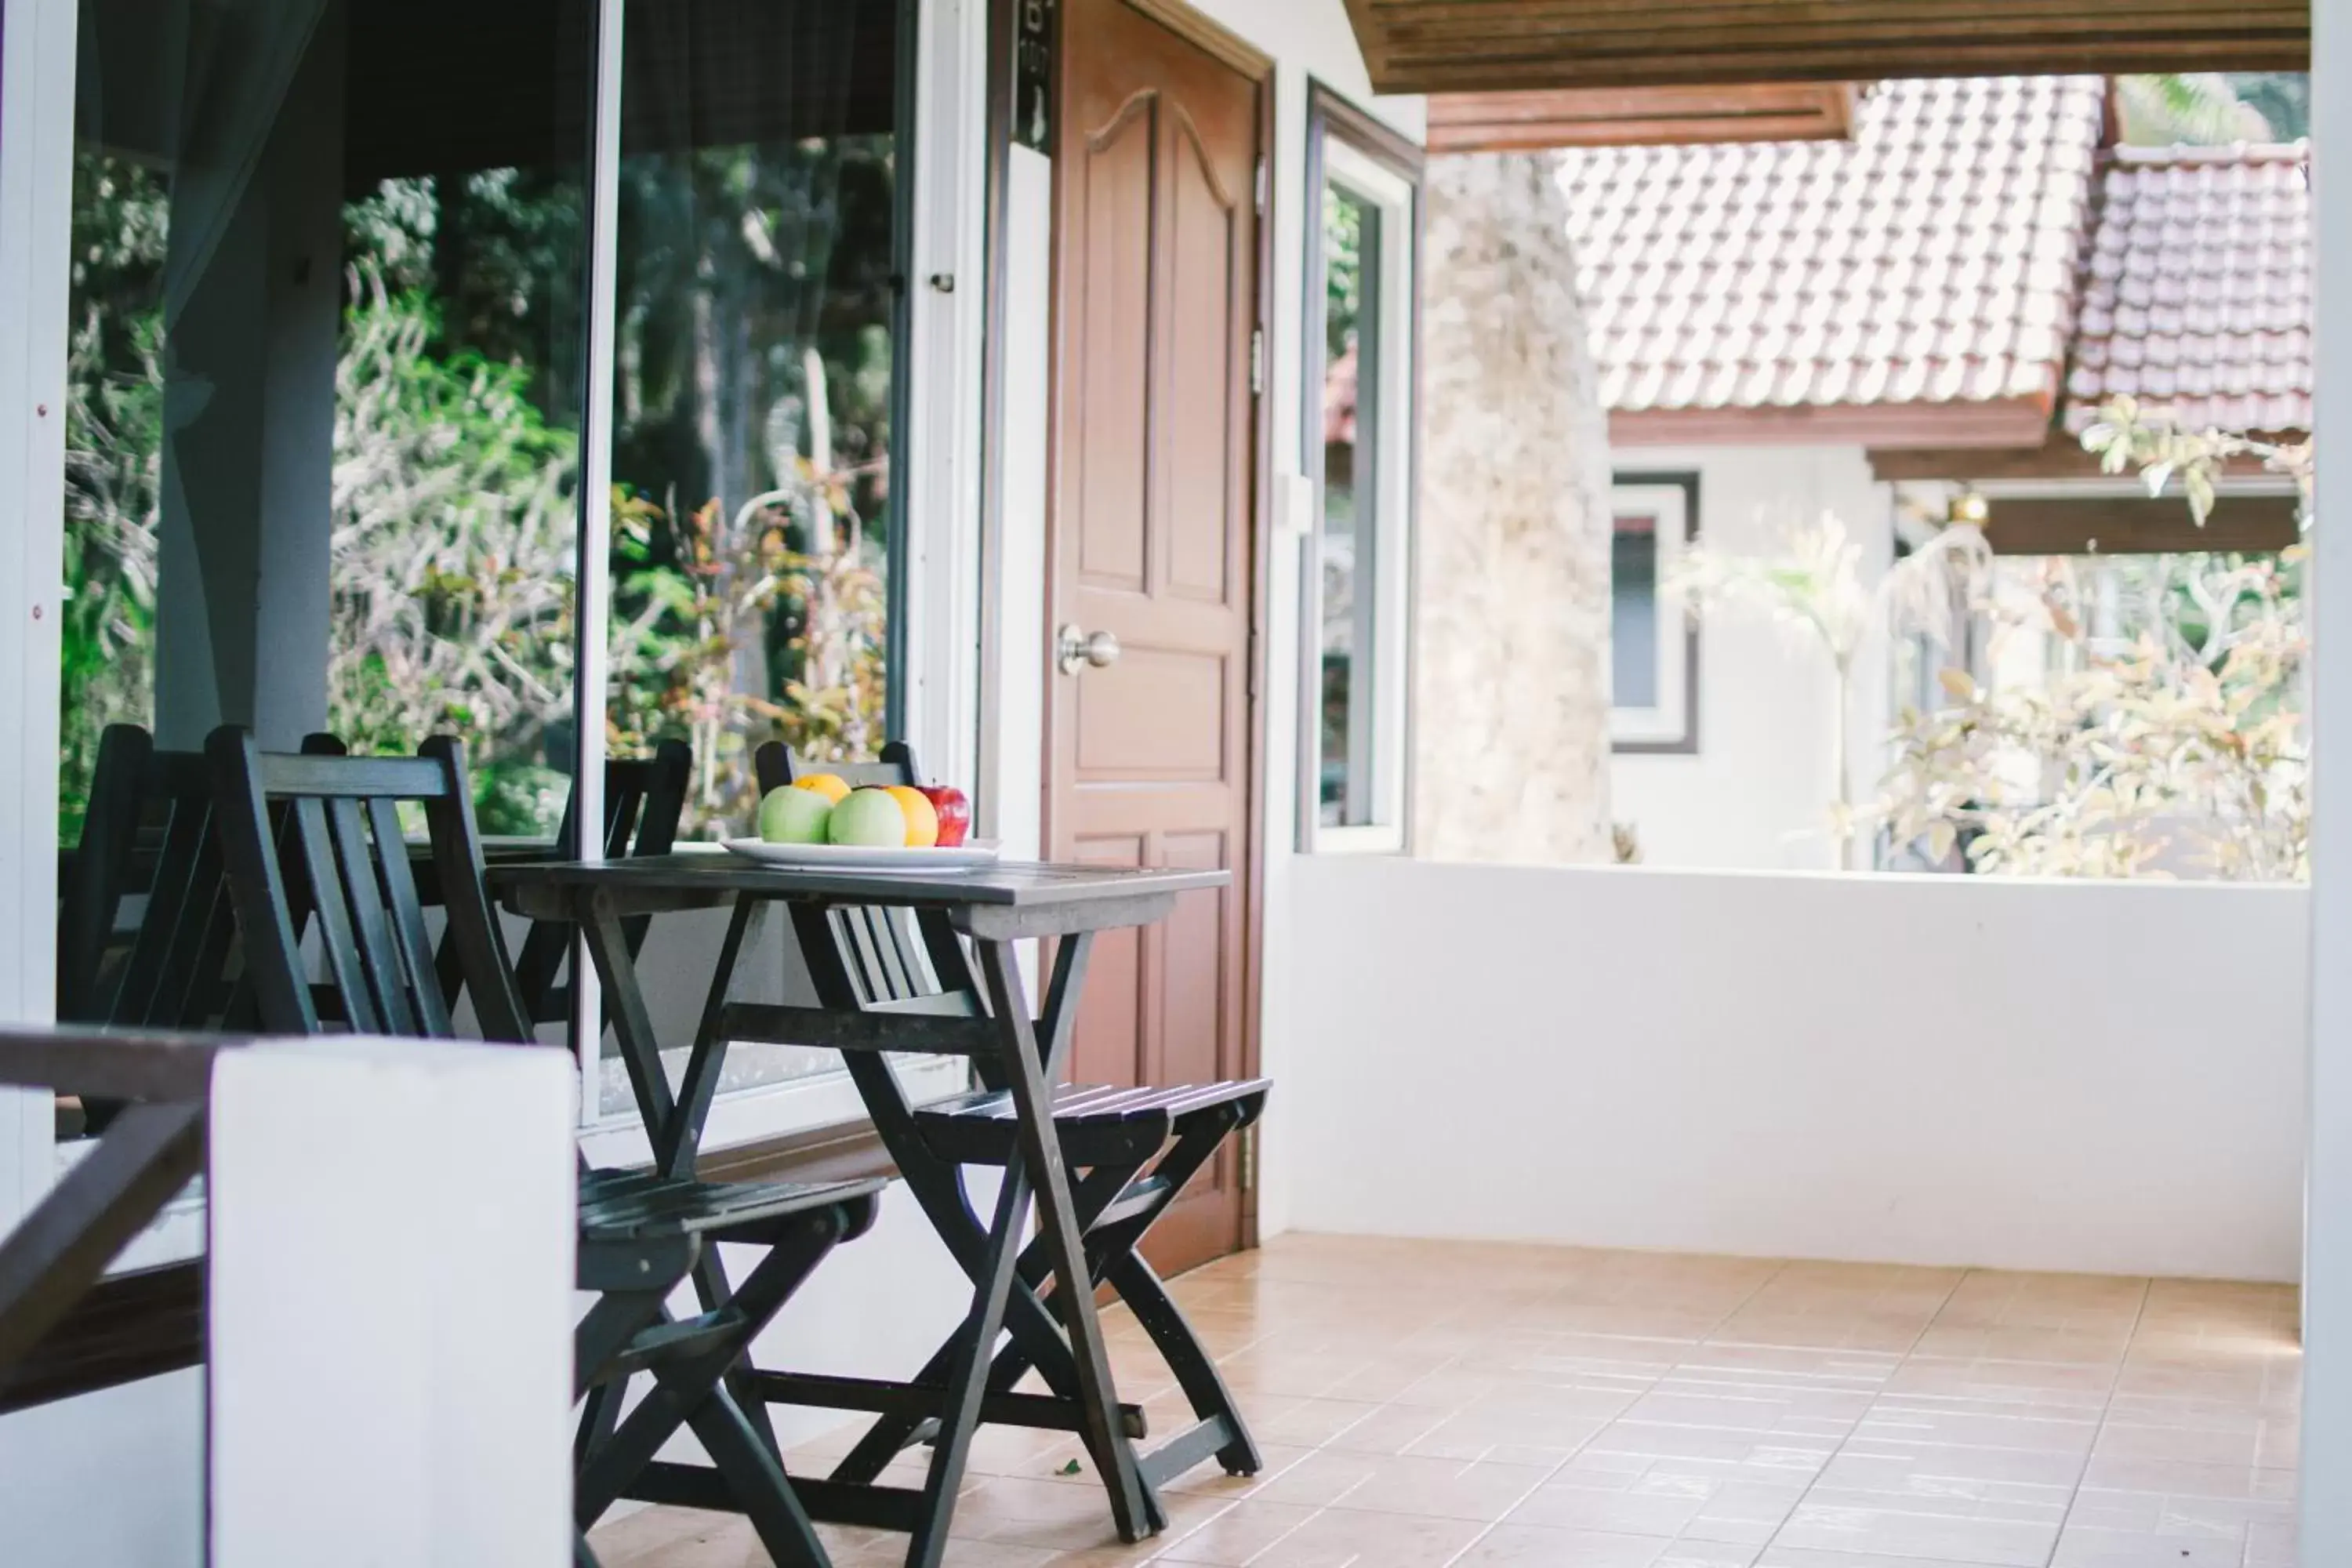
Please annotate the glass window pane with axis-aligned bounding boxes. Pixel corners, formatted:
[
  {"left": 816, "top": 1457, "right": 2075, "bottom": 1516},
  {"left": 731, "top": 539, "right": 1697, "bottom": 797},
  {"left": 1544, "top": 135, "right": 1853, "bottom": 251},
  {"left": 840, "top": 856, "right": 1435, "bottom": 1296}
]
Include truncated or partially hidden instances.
[
  {"left": 1613, "top": 518, "right": 1660, "bottom": 710},
  {"left": 607, "top": 0, "right": 902, "bottom": 837},
  {"left": 1319, "top": 182, "right": 1379, "bottom": 829},
  {"left": 63, "top": 3, "right": 592, "bottom": 832},
  {"left": 601, "top": 0, "right": 906, "bottom": 1109}
]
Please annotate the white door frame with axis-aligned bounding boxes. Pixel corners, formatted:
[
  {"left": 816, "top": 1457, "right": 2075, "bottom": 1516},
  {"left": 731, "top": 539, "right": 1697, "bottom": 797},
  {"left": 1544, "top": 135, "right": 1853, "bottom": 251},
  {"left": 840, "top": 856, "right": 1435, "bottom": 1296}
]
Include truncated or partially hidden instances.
[{"left": 0, "top": 0, "right": 74, "bottom": 1230}]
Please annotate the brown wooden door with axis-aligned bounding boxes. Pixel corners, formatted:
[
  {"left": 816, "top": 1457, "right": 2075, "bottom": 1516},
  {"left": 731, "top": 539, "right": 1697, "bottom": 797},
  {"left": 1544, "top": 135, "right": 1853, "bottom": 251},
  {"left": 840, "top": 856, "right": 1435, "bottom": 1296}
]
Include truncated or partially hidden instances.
[{"left": 1046, "top": 0, "right": 1263, "bottom": 1276}]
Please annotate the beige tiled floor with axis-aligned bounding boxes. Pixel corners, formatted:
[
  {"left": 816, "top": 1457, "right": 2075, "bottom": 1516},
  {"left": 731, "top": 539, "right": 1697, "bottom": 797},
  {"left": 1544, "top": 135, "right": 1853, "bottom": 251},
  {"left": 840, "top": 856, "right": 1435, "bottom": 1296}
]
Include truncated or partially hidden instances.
[{"left": 589, "top": 1236, "right": 2301, "bottom": 1568}]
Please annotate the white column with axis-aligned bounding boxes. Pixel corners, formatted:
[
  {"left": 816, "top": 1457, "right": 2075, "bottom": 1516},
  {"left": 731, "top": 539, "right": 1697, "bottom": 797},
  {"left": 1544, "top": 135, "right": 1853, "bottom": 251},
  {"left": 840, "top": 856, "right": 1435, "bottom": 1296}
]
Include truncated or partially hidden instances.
[
  {"left": 208, "top": 1038, "right": 575, "bottom": 1566},
  {"left": 151, "top": 10, "right": 345, "bottom": 750},
  {"left": 2308, "top": 5, "right": 2350, "bottom": 1559}
]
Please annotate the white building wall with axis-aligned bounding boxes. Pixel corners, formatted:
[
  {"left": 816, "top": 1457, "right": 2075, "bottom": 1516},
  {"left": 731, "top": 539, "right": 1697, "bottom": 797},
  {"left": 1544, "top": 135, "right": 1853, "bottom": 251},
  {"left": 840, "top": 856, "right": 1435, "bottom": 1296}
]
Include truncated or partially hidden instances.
[
  {"left": 1287, "top": 855, "right": 2308, "bottom": 1283},
  {"left": 2303, "top": 1, "right": 2350, "bottom": 1558},
  {"left": 1608, "top": 442, "right": 1897, "bottom": 871}
]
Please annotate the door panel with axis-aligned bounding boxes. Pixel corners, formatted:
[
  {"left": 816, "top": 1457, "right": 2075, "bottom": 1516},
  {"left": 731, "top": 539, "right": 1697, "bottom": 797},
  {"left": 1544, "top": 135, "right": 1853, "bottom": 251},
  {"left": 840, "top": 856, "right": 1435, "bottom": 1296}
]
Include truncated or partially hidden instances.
[
  {"left": 1049, "top": 0, "right": 1261, "bottom": 1275},
  {"left": 1076, "top": 105, "right": 1154, "bottom": 593}
]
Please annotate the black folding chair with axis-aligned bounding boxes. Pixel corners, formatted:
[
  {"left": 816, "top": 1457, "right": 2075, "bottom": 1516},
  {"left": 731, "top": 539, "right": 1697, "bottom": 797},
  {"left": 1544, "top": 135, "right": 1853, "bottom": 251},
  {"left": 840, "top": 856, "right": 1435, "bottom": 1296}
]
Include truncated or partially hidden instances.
[
  {"left": 751, "top": 742, "right": 1269, "bottom": 1523},
  {"left": 299, "top": 732, "right": 689, "bottom": 1029},
  {"left": 512, "top": 737, "right": 692, "bottom": 1024},
  {"left": 60, "top": 724, "right": 243, "bottom": 1035},
  {"left": 205, "top": 725, "right": 885, "bottom": 1567}
]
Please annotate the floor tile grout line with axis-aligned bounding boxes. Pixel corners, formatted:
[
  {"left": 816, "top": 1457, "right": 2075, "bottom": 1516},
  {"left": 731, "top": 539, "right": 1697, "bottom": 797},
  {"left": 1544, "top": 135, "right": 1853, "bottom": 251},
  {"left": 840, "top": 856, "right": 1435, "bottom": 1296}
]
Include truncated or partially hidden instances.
[
  {"left": 1755, "top": 1261, "right": 1975, "bottom": 1563},
  {"left": 2039, "top": 1274, "right": 2154, "bottom": 1568},
  {"left": 1428, "top": 1255, "right": 1799, "bottom": 1568}
]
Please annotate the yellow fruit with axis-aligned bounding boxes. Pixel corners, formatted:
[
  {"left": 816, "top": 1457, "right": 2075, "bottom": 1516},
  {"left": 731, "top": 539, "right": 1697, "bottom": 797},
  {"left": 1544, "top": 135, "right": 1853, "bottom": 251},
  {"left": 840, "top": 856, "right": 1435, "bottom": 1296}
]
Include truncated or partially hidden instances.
[
  {"left": 793, "top": 772, "right": 851, "bottom": 804},
  {"left": 884, "top": 785, "right": 940, "bottom": 848}
]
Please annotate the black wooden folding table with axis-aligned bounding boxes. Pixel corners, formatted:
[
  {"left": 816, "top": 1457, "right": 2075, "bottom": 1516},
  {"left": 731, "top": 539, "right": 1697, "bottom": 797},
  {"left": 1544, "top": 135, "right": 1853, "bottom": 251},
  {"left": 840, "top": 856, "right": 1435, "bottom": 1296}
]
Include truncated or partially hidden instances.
[{"left": 490, "top": 851, "right": 1233, "bottom": 1567}]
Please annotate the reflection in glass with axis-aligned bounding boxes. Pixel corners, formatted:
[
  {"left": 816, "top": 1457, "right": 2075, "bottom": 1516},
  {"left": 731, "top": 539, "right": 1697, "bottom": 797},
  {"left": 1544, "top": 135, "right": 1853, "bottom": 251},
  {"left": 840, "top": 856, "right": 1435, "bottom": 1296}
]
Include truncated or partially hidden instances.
[
  {"left": 605, "top": 0, "right": 904, "bottom": 840},
  {"left": 1319, "top": 183, "right": 1380, "bottom": 829},
  {"left": 1613, "top": 517, "right": 1661, "bottom": 709},
  {"left": 62, "top": 0, "right": 593, "bottom": 837},
  {"left": 597, "top": 0, "right": 909, "bottom": 1112}
]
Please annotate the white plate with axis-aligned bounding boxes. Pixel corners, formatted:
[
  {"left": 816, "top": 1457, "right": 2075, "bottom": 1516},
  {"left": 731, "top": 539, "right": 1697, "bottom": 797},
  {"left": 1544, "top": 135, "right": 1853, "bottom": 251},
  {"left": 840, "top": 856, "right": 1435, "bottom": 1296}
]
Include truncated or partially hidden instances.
[{"left": 720, "top": 838, "right": 1002, "bottom": 872}]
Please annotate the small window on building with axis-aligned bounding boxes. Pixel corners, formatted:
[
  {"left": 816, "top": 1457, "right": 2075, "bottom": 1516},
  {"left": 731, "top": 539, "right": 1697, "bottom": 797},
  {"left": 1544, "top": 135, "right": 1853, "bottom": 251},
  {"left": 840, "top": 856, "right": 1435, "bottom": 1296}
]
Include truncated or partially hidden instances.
[
  {"left": 1610, "top": 475, "right": 1698, "bottom": 753},
  {"left": 1301, "top": 86, "right": 1421, "bottom": 852}
]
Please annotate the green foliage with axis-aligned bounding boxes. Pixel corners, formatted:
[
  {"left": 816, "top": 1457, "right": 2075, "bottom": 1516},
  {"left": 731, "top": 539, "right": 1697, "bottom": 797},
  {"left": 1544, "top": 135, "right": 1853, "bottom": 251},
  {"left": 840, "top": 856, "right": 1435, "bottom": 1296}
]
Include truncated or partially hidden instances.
[
  {"left": 1878, "top": 399, "right": 2313, "bottom": 882},
  {"left": 2114, "top": 74, "right": 2274, "bottom": 145},
  {"left": 2114, "top": 72, "right": 2307, "bottom": 146},
  {"left": 58, "top": 132, "right": 899, "bottom": 844},
  {"left": 59, "top": 154, "right": 169, "bottom": 837},
  {"left": 1323, "top": 186, "right": 1364, "bottom": 363},
  {"left": 328, "top": 270, "right": 583, "bottom": 827},
  {"left": 1881, "top": 556, "right": 2307, "bottom": 881}
]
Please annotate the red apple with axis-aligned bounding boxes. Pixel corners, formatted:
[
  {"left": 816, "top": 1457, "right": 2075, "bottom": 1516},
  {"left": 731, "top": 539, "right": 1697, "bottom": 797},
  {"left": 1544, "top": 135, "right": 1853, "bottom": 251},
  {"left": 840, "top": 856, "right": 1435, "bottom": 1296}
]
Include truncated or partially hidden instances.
[{"left": 917, "top": 784, "right": 971, "bottom": 848}]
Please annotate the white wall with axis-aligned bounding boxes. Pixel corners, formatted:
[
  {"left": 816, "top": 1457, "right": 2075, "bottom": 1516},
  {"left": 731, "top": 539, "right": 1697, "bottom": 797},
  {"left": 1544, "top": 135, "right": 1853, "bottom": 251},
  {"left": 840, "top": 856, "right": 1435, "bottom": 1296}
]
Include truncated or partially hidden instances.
[
  {"left": 2303, "top": 0, "right": 2349, "bottom": 1557},
  {"left": 1283, "top": 855, "right": 2307, "bottom": 1283},
  {"left": 1178, "top": 1, "right": 1417, "bottom": 1245},
  {"left": 1609, "top": 444, "right": 1896, "bottom": 871}
]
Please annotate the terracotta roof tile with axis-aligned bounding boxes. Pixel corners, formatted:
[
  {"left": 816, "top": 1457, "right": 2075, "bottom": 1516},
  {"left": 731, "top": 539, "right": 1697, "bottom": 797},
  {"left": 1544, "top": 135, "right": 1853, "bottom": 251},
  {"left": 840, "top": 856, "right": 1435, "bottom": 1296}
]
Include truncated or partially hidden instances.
[
  {"left": 2064, "top": 143, "right": 2312, "bottom": 435},
  {"left": 1562, "top": 76, "right": 2109, "bottom": 423}
]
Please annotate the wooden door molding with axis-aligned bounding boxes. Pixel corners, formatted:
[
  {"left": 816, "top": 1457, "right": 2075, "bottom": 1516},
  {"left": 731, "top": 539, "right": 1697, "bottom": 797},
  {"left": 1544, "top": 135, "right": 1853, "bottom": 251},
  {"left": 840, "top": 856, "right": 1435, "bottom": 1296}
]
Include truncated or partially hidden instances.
[
  {"left": 1043, "top": 0, "right": 1273, "bottom": 1268},
  {"left": 1116, "top": 0, "right": 1273, "bottom": 80}
]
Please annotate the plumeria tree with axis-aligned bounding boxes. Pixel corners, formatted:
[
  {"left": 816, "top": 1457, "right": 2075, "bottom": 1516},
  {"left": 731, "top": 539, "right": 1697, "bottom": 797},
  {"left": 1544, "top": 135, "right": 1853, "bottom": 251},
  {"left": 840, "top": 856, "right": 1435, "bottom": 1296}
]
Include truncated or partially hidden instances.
[{"left": 1671, "top": 510, "right": 1992, "bottom": 868}]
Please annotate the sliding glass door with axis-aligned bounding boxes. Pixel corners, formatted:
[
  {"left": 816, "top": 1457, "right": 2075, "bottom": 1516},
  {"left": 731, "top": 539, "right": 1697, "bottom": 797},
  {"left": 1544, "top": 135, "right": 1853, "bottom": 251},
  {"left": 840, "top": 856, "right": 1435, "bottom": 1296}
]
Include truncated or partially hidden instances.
[
  {"left": 63, "top": 0, "right": 600, "bottom": 837},
  {"left": 56, "top": 0, "right": 919, "bottom": 1120}
]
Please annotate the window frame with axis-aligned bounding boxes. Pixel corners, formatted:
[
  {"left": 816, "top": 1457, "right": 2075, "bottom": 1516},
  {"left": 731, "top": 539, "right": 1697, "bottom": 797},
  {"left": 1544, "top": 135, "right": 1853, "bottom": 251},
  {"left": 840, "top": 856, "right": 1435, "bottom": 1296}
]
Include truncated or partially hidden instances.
[
  {"left": 1610, "top": 471, "right": 1701, "bottom": 756},
  {"left": 1298, "top": 82, "right": 1422, "bottom": 856}
]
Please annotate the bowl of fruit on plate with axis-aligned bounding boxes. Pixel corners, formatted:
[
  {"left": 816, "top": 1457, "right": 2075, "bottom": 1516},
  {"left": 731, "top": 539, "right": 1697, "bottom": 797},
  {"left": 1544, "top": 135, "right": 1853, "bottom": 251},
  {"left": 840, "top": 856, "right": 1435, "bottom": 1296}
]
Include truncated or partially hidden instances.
[{"left": 721, "top": 773, "right": 995, "bottom": 870}]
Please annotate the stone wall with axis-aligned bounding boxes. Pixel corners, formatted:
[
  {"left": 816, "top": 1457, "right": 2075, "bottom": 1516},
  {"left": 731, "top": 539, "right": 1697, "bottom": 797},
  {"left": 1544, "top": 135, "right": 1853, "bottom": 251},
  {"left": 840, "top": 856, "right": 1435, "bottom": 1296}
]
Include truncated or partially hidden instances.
[{"left": 1414, "top": 153, "right": 1614, "bottom": 864}]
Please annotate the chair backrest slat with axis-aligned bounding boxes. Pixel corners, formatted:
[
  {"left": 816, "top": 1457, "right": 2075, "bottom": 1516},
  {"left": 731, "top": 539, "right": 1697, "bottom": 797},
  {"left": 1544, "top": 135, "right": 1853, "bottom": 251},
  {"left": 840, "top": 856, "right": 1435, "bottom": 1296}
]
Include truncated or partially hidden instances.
[
  {"left": 122, "top": 786, "right": 234, "bottom": 1031},
  {"left": 58, "top": 725, "right": 151, "bottom": 1021},
  {"left": 368, "top": 796, "right": 453, "bottom": 1038},
  {"left": 61, "top": 726, "right": 247, "bottom": 1062},
  {"left": 292, "top": 796, "right": 384, "bottom": 1034},
  {"left": 419, "top": 736, "right": 535, "bottom": 1046},
  {"left": 325, "top": 795, "right": 419, "bottom": 1037}
]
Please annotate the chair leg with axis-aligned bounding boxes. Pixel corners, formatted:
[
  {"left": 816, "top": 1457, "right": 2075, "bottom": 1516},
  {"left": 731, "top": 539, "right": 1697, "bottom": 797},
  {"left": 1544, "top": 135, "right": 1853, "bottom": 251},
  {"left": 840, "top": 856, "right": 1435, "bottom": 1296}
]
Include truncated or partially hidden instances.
[
  {"left": 575, "top": 1377, "right": 627, "bottom": 1471},
  {"left": 683, "top": 1379, "right": 831, "bottom": 1568},
  {"left": 825, "top": 1163, "right": 1135, "bottom": 1486},
  {"left": 1104, "top": 1250, "right": 1259, "bottom": 1476},
  {"left": 574, "top": 1218, "right": 843, "bottom": 1528}
]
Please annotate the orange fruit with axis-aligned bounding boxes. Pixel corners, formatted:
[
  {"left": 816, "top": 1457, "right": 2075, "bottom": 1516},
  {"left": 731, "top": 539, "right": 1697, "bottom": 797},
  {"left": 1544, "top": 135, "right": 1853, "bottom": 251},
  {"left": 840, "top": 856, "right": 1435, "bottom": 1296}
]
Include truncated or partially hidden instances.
[
  {"left": 793, "top": 772, "right": 851, "bottom": 804},
  {"left": 884, "top": 785, "right": 940, "bottom": 848}
]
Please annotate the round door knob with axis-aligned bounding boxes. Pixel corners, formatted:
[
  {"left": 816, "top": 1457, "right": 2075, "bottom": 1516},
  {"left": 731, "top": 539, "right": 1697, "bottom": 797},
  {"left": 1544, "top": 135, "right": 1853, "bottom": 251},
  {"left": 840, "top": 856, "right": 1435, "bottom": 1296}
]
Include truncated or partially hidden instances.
[{"left": 1056, "top": 624, "right": 1122, "bottom": 675}]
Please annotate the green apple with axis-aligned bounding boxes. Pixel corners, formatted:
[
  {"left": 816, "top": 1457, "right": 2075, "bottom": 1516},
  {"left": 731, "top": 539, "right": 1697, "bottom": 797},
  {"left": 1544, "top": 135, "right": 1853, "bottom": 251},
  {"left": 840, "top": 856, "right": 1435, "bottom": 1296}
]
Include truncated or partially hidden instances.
[
  {"left": 757, "top": 785, "right": 833, "bottom": 844},
  {"left": 828, "top": 787, "right": 909, "bottom": 848}
]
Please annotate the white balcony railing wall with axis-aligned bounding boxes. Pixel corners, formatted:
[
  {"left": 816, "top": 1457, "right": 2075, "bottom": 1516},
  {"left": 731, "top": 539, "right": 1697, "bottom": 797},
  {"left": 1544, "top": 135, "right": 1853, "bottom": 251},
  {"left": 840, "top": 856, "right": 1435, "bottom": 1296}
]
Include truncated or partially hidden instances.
[{"left": 1279, "top": 858, "right": 2309, "bottom": 1284}]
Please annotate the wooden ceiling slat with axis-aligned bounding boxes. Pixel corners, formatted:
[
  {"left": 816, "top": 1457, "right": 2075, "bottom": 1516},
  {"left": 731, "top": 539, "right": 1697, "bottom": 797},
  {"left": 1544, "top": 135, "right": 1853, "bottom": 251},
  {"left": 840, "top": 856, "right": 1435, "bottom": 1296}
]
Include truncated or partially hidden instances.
[
  {"left": 1367, "top": 0, "right": 2291, "bottom": 22},
  {"left": 1381, "top": 19, "right": 2303, "bottom": 58},
  {"left": 1381, "top": 42, "right": 2310, "bottom": 96},
  {"left": 1352, "top": 0, "right": 2309, "bottom": 96},
  {"left": 1426, "top": 82, "right": 1853, "bottom": 151}
]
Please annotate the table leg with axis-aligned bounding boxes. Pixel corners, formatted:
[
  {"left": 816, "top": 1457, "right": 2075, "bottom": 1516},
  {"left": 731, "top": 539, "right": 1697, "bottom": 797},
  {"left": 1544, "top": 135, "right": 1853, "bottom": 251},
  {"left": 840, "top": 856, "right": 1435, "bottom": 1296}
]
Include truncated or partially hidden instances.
[
  {"left": 973, "top": 936, "right": 1151, "bottom": 1542},
  {"left": 662, "top": 896, "right": 768, "bottom": 1178},
  {"left": 579, "top": 892, "right": 679, "bottom": 1138}
]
